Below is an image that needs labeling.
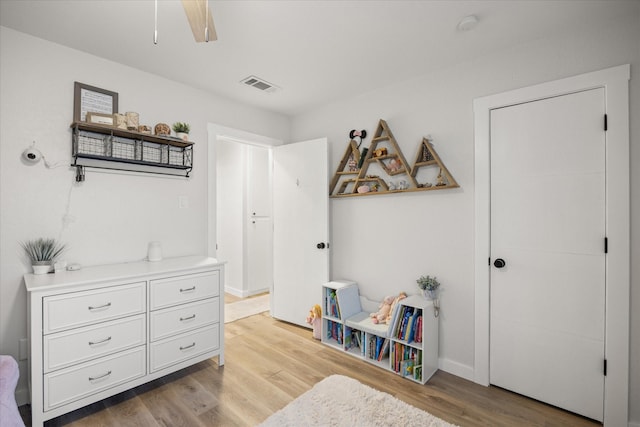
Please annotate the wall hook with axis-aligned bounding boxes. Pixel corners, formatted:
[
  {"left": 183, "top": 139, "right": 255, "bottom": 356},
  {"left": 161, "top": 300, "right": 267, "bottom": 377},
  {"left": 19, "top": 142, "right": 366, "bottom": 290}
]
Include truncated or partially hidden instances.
[{"left": 75, "top": 165, "right": 85, "bottom": 182}]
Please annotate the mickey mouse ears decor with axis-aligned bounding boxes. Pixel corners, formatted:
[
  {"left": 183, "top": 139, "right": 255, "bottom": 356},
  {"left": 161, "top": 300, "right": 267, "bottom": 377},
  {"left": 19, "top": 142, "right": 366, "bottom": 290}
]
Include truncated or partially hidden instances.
[{"left": 349, "top": 129, "right": 367, "bottom": 143}]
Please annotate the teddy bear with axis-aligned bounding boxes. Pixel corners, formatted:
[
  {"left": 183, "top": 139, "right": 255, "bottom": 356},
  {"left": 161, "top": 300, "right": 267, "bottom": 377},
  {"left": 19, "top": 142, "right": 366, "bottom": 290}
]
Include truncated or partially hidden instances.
[{"left": 370, "top": 295, "right": 395, "bottom": 324}]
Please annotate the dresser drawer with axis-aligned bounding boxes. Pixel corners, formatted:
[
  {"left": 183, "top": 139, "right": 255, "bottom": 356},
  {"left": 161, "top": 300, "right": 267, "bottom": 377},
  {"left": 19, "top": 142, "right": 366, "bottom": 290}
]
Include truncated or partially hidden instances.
[
  {"left": 150, "top": 297, "right": 219, "bottom": 341},
  {"left": 150, "top": 325, "right": 219, "bottom": 373},
  {"left": 150, "top": 271, "right": 219, "bottom": 310},
  {"left": 44, "top": 314, "right": 146, "bottom": 373},
  {"left": 43, "top": 282, "right": 146, "bottom": 334},
  {"left": 44, "top": 346, "right": 146, "bottom": 411}
]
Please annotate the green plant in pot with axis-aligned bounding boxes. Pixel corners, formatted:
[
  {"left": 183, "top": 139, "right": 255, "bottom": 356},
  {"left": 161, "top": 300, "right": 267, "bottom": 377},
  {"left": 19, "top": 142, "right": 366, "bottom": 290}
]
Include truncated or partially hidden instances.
[
  {"left": 416, "top": 275, "right": 440, "bottom": 300},
  {"left": 172, "top": 122, "right": 191, "bottom": 142},
  {"left": 21, "top": 238, "right": 66, "bottom": 275}
]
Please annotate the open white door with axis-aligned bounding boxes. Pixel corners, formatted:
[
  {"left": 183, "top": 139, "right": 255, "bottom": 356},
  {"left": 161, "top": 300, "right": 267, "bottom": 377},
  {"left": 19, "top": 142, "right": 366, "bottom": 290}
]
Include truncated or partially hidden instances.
[{"left": 272, "top": 138, "right": 329, "bottom": 327}]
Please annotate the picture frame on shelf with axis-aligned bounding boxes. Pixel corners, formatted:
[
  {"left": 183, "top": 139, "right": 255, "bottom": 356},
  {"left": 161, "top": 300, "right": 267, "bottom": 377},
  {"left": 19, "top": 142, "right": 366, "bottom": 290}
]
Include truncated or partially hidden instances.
[
  {"left": 86, "top": 112, "right": 115, "bottom": 126},
  {"left": 73, "top": 82, "right": 118, "bottom": 122}
]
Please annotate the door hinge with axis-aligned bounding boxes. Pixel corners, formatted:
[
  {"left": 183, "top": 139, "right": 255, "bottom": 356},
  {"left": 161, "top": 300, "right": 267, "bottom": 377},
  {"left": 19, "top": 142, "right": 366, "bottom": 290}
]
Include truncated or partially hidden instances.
[
  {"left": 488, "top": 257, "right": 491, "bottom": 266},
  {"left": 604, "top": 359, "right": 607, "bottom": 376},
  {"left": 604, "top": 114, "right": 608, "bottom": 131},
  {"left": 604, "top": 237, "right": 608, "bottom": 254}
]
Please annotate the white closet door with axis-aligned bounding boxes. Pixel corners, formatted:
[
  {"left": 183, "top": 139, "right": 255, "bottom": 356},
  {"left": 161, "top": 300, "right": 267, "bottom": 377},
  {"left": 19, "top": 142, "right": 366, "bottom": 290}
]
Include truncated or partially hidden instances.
[{"left": 490, "top": 88, "right": 606, "bottom": 421}]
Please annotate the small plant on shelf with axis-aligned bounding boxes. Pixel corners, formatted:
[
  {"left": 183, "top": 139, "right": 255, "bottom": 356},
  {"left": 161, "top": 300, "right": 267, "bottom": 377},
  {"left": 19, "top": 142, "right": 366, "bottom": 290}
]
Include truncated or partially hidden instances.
[
  {"left": 172, "top": 122, "right": 191, "bottom": 141},
  {"left": 416, "top": 275, "right": 440, "bottom": 299},
  {"left": 21, "top": 238, "right": 66, "bottom": 275},
  {"left": 172, "top": 122, "right": 190, "bottom": 133}
]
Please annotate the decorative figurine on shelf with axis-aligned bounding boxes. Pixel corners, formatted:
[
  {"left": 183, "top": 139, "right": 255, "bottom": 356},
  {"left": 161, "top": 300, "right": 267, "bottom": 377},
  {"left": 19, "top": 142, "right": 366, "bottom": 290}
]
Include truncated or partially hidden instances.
[
  {"left": 357, "top": 185, "right": 370, "bottom": 193},
  {"left": 436, "top": 169, "right": 446, "bottom": 186},
  {"left": 154, "top": 123, "right": 171, "bottom": 136},
  {"left": 398, "top": 180, "right": 408, "bottom": 190},
  {"left": 370, "top": 295, "right": 395, "bottom": 324},
  {"left": 373, "top": 147, "right": 387, "bottom": 158},
  {"left": 388, "top": 158, "right": 401, "bottom": 172},
  {"left": 306, "top": 304, "right": 322, "bottom": 340},
  {"left": 347, "top": 154, "right": 358, "bottom": 172}
]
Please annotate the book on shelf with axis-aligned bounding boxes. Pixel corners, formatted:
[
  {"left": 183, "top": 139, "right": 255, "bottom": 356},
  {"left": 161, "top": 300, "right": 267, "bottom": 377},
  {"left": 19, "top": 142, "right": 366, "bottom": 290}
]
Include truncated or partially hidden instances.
[
  {"left": 414, "top": 315, "right": 423, "bottom": 343},
  {"left": 377, "top": 338, "right": 390, "bottom": 361},
  {"left": 414, "top": 365, "right": 423, "bottom": 382},
  {"left": 327, "top": 320, "right": 343, "bottom": 344},
  {"left": 400, "top": 359, "right": 414, "bottom": 377},
  {"left": 368, "top": 335, "right": 376, "bottom": 359},
  {"left": 406, "top": 311, "right": 421, "bottom": 343},
  {"left": 326, "top": 288, "right": 341, "bottom": 318}
]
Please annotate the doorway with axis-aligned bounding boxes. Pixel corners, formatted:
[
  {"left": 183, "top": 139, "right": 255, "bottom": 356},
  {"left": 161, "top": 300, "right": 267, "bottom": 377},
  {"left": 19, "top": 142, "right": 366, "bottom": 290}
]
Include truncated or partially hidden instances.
[
  {"left": 473, "top": 65, "right": 630, "bottom": 425},
  {"left": 208, "top": 124, "right": 282, "bottom": 303}
]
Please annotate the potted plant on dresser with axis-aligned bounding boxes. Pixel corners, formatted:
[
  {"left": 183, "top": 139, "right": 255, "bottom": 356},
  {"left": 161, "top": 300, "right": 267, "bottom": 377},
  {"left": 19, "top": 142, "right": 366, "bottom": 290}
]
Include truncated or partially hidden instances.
[
  {"left": 172, "top": 122, "right": 191, "bottom": 141},
  {"left": 21, "top": 238, "right": 66, "bottom": 274}
]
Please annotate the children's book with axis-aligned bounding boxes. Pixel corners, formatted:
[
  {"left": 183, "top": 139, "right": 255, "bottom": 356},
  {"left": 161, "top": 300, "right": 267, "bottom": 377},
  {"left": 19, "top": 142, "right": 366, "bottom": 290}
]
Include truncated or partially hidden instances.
[{"left": 401, "top": 359, "right": 414, "bottom": 377}]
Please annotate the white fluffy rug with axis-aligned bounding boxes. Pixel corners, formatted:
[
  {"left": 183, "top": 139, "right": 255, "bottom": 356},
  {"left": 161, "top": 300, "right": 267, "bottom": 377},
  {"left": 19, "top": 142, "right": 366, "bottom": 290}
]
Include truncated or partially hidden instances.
[
  {"left": 224, "top": 294, "right": 270, "bottom": 323},
  {"left": 259, "top": 375, "right": 457, "bottom": 427}
]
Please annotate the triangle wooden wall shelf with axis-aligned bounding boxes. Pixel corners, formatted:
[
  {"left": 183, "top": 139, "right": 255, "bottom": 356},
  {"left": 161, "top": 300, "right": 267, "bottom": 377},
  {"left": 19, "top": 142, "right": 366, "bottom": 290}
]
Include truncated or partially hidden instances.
[{"left": 330, "top": 119, "right": 459, "bottom": 198}]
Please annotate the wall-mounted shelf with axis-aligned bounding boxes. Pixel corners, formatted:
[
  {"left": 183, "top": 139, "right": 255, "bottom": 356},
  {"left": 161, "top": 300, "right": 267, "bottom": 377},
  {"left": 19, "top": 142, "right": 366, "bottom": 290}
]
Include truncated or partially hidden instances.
[
  {"left": 330, "top": 119, "right": 459, "bottom": 197},
  {"left": 70, "top": 122, "right": 194, "bottom": 179}
]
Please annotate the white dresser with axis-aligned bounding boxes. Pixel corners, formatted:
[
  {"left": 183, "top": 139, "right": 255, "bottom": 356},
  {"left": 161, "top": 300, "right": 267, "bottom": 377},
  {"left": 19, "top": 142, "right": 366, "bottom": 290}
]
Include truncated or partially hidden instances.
[{"left": 24, "top": 256, "right": 224, "bottom": 426}]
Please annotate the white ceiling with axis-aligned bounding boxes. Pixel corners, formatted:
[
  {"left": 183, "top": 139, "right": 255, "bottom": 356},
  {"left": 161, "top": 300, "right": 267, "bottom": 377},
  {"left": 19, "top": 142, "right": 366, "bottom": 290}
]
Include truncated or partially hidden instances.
[{"left": 1, "top": 1, "right": 637, "bottom": 116}]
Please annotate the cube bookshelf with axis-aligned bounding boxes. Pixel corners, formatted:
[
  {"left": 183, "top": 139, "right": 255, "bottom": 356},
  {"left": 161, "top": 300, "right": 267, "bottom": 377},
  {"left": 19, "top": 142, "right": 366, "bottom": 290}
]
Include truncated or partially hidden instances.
[{"left": 321, "top": 281, "right": 438, "bottom": 384}]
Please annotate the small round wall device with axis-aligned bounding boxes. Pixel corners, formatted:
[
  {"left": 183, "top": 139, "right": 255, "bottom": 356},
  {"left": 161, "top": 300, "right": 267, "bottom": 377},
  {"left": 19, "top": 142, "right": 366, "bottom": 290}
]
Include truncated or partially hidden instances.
[{"left": 22, "top": 147, "right": 42, "bottom": 163}]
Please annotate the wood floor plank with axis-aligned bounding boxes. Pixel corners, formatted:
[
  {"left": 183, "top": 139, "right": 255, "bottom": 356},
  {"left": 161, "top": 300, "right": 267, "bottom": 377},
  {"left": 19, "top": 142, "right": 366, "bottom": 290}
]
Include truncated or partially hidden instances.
[{"left": 33, "top": 305, "right": 600, "bottom": 427}]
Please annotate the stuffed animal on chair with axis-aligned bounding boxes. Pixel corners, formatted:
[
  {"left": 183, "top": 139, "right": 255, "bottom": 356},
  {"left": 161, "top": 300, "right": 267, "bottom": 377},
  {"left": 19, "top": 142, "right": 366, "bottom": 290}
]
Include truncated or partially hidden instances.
[{"left": 370, "top": 295, "right": 395, "bottom": 324}]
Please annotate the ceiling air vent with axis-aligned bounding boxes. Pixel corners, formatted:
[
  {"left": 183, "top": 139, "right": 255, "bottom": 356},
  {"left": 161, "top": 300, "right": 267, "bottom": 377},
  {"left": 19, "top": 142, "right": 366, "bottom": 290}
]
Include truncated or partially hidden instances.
[{"left": 240, "top": 75, "right": 279, "bottom": 93}]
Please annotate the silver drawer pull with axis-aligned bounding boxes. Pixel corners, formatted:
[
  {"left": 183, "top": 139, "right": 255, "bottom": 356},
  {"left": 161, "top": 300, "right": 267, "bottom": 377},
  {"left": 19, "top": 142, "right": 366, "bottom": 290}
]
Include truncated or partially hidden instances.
[
  {"left": 88, "top": 302, "right": 112, "bottom": 311},
  {"left": 88, "top": 336, "right": 112, "bottom": 346},
  {"left": 180, "top": 286, "right": 196, "bottom": 293},
  {"left": 180, "top": 342, "right": 196, "bottom": 351},
  {"left": 180, "top": 314, "right": 196, "bottom": 321},
  {"left": 88, "top": 370, "right": 112, "bottom": 381}
]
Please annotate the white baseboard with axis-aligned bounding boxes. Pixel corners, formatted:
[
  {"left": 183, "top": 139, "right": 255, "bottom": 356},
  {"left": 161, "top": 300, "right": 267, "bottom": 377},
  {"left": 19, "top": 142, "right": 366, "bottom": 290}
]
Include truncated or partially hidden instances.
[
  {"left": 438, "top": 357, "right": 475, "bottom": 382},
  {"left": 224, "top": 286, "right": 247, "bottom": 298},
  {"left": 225, "top": 286, "right": 270, "bottom": 298},
  {"left": 247, "top": 288, "right": 270, "bottom": 297}
]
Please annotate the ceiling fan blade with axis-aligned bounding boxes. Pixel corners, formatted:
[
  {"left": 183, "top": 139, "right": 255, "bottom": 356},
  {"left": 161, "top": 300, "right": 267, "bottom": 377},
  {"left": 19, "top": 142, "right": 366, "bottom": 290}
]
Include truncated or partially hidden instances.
[{"left": 182, "top": 0, "right": 217, "bottom": 42}]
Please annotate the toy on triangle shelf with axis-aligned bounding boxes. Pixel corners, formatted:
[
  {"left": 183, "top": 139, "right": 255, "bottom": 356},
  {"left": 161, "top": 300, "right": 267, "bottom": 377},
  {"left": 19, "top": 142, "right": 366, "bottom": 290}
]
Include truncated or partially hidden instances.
[{"left": 306, "top": 304, "right": 322, "bottom": 340}]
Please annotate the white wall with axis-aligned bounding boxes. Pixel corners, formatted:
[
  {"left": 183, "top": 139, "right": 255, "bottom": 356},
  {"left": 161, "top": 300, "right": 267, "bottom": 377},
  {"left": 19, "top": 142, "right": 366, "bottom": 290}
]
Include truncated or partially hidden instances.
[
  {"left": 291, "top": 12, "right": 640, "bottom": 424},
  {"left": 216, "top": 140, "right": 245, "bottom": 295},
  {"left": 0, "top": 26, "right": 290, "bottom": 404}
]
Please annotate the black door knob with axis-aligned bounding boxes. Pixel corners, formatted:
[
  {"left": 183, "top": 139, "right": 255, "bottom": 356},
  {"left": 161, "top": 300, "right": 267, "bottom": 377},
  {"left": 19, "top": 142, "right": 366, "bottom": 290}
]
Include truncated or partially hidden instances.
[
  {"left": 317, "top": 242, "right": 326, "bottom": 249},
  {"left": 493, "top": 258, "right": 506, "bottom": 268}
]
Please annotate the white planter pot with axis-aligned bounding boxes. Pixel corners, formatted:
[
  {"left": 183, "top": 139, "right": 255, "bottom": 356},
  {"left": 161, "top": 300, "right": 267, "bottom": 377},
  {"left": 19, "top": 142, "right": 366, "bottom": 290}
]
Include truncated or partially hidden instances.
[
  {"left": 422, "top": 289, "right": 438, "bottom": 300},
  {"left": 32, "top": 264, "right": 51, "bottom": 275},
  {"left": 175, "top": 132, "right": 189, "bottom": 142}
]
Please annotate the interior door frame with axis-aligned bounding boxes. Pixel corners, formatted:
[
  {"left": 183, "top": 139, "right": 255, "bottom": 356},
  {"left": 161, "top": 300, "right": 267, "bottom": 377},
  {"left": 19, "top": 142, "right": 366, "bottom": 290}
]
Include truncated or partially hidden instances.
[
  {"left": 473, "top": 64, "right": 630, "bottom": 426},
  {"left": 207, "top": 122, "right": 283, "bottom": 275}
]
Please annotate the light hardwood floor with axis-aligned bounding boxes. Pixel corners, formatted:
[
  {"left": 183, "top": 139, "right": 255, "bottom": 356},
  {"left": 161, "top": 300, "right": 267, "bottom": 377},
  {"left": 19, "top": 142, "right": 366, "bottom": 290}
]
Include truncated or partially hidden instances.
[{"left": 23, "top": 306, "right": 600, "bottom": 426}]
